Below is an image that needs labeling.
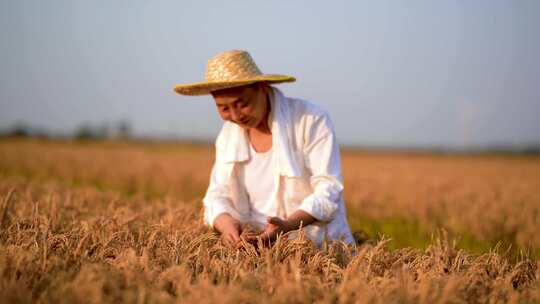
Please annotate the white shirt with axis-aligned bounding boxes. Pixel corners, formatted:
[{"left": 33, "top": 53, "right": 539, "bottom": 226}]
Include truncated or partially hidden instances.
[
  {"left": 237, "top": 144, "right": 277, "bottom": 230},
  {"left": 203, "top": 87, "right": 354, "bottom": 246}
]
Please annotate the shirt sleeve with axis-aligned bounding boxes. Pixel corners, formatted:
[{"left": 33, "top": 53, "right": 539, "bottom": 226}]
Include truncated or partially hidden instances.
[
  {"left": 202, "top": 163, "right": 239, "bottom": 228},
  {"left": 297, "top": 111, "right": 344, "bottom": 222}
]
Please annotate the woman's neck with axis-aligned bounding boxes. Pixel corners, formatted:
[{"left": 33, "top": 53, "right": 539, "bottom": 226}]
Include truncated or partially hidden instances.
[{"left": 252, "top": 92, "right": 272, "bottom": 135}]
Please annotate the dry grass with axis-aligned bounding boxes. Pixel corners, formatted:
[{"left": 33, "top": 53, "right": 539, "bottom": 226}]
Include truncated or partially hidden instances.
[
  {"left": 342, "top": 151, "right": 540, "bottom": 253},
  {"left": 0, "top": 138, "right": 539, "bottom": 303}
]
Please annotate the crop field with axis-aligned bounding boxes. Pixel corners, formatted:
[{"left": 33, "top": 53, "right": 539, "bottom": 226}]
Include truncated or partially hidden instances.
[{"left": 0, "top": 138, "right": 539, "bottom": 303}]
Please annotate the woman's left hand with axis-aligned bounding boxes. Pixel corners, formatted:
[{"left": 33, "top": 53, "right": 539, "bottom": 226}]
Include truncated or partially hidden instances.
[
  {"left": 243, "top": 211, "right": 316, "bottom": 247},
  {"left": 244, "top": 216, "right": 291, "bottom": 245}
]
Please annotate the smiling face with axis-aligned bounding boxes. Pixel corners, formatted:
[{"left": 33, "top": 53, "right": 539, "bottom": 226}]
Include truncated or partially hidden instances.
[{"left": 211, "top": 82, "right": 270, "bottom": 130}]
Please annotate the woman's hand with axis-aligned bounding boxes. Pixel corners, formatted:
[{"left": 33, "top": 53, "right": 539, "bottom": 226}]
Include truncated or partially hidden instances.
[
  {"left": 245, "top": 210, "right": 317, "bottom": 246},
  {"left": 213, "top": 213, "right": 243, "bottom": 248},
  {"left": 245, "top": 216, "right": 291, "bottom": 245}
]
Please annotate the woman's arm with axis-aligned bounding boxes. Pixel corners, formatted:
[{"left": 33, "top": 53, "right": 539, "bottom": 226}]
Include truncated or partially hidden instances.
[
  {"left": 297, "top": 110, "right": 344, "bottom": 222},
  {"left": 203, "top": 163, "right": 239, "bottom": 228},
  {"left": 284, "top": 209, "right": 317, "bottom": 231}
]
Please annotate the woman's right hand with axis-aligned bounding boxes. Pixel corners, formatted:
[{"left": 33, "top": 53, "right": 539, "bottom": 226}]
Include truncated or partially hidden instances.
[{"left": 213, "top": 213, "right": 242, "bottom": 248}]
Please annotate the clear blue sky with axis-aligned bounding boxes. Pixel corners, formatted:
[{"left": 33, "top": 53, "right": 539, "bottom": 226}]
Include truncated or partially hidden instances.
[{"left": 1, "top": 1, "right": 539, "bottom": 148}]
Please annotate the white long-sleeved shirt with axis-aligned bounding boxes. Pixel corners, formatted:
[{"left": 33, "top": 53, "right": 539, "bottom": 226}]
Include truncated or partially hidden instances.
[{"left": 202, "top": 87, "right": 354, "bottom": 246}]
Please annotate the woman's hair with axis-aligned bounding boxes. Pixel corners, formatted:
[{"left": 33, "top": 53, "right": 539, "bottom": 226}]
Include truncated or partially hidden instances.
[{"left": 253, "top": 81, "right": 271, "bottom": 93}]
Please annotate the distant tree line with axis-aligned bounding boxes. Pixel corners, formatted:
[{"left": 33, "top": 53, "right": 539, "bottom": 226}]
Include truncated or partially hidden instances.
[
  {"left": 0, "top": 120, "right": 132, "bottom": 140},
  {"left": 73, "top": 121, "right": 132, "bottom": 140},
  {"left": 1, "top": 121, "right": 539, "bottom": 154}
]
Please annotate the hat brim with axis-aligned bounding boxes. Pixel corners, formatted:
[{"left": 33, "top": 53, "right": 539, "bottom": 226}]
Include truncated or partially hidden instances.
[{"left": 173, "top": 74, "right": 296, "bottom": 96}]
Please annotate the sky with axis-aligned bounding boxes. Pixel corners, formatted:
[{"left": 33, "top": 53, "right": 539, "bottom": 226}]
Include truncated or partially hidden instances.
[{"left": 1, "top": 1, "right": 539, "bottom": 148}]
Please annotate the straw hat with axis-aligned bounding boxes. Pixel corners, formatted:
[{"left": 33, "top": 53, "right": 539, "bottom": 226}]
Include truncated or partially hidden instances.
[{"left": 173, "top": 50, "right": 296, "bottom": 96}]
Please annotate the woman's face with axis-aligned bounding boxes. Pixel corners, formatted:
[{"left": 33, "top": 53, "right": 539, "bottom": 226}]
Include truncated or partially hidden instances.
[{"left": 211, "top": 83, "right": 269, "bottom": 129}]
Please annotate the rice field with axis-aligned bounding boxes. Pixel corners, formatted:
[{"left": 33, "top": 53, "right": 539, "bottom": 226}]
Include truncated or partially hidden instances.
[{"left": 0, "top": 138, "right": 539, "bottom": 303}]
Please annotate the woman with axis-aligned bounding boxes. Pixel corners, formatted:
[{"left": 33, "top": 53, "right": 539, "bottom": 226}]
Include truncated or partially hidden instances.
[{"left": 174, "top": 50, "right": 354, "bottom": 248}]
